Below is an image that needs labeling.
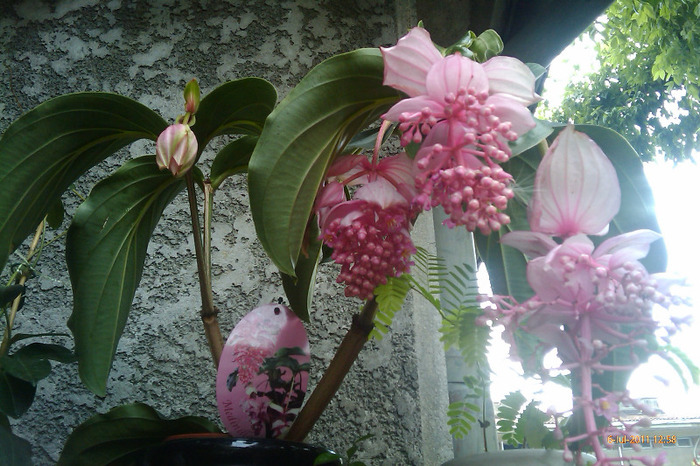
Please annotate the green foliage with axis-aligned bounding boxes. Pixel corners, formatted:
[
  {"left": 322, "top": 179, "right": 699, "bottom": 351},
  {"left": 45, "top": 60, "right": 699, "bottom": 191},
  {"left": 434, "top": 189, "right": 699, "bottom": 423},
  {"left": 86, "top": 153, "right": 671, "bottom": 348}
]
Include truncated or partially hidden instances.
[
  {"left": 58, "top": 402, "right": 221, "bottom": 466},
  {"left": 444, "top": 29, "right": 504, "bottom": 62},
  {"left": 497, "top": 391, "right": 557, "bottom": 449},
  {"left": 407, "top": 247, "right": 446, "bottom": 312},
  {"left": 447, "top": 399, "right": 479, "bottom": 439},
  {"left": 281, "top": 220, "right": 323, "bottom": 322},
  {"left": 439, "top": 307, "right": 491, "bottom": 368},
  {"left": 0, "top": 93, "right": 168, "bottom": 274},
  {"left": 447, "top": 375, "right": 486, "bottom": 439},
  {"left": 541, "top": 0, "right": 700, "bottom": 162},
  {"left": 497, "top": 391, "right": 527, "bottom": 447},
  {"left": 314, "top": 433, "right": 373, "bottom": 466},
  {"left": 0, "top": 413, "right": 32, "bottom": 466},
  {"left": 0, "top": 370, "right": 35, "bottom": 418},
  {"left": 209, "top": 135, "right": 258, "bottom": 191},
  {"left": 190, "top": 78, "right": 277, "bottom": 150},
  {"left": 66, "top": 157, "right": 184, "bottom": 396},
  {"left": 514, "top": 402, "right": 553, "bottom": 448},
  {"left": 0, "top": 343, "right": 74, "bottom": 384},
  {"left": 370, "top": 274, "right": 411, "bottom": 340},
  {"left": 404, "top": 248, "right": 489, "bottom": 366},
  {"left": 0, "top": 285, "right": 24, "bottom": 308},
  {"left": 248, "top": 48, "right": 401, "bottom": 277}
]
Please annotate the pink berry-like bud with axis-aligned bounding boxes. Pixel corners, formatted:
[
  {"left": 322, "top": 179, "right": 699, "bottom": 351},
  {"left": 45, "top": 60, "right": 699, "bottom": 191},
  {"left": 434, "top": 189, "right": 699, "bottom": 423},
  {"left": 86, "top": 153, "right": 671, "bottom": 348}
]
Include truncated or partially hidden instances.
[
  {"left": 183, "top": 78, "right": 201, "bottom": 114},
  {"left": 155, "top": 124, "right": 198, "bottom": 177}
]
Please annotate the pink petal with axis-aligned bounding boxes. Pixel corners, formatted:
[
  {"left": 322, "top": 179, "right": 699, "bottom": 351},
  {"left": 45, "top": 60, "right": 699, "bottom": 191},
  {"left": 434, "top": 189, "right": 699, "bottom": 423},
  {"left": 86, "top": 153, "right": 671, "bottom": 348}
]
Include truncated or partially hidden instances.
[
  {"left": 529, "top": 126, "right": 621, "bottom": 237},
  {"left": 315, "top": 181, "right": 346, "bottom": 229},
  {"left": 425, "top": 54, "right": 488, "bottom": 102},
  {"left": 594, "top": 229, "right": 662, "bottom": 270},
  {"left": 376, "top": 153, "right": 417, "bottom": 201},
  {"left": 526, "top": 257, "right": 560, "bottom": 302},
  {"left": 382, "top": 95, "right": 445, "bottom": 122},
  {"left": 380, "top": 27, "right": 442, "bottom": 97},
  {"left": 483, "top": 56, "right": 542, "bottom": 106},
  {"left": 526, "top": 322, "right": 579, "bottom": 362},
  {"left": 326, "top": 154, "right": 366, "bottom": 179},
  {"left": 354, "top": 178, "right": 408, "bottom": 209},
  {"left": 500, "top": 230, "right": 558, "bottom": 258},
  {"left": 323, "top": 199, "right": 367, "bottom": 229},
  {"left": 528, "top": 235, "right": 595, "bottom": 302},
  {"left": 485, "top": 95, "right": 536, "bottom": 137}
]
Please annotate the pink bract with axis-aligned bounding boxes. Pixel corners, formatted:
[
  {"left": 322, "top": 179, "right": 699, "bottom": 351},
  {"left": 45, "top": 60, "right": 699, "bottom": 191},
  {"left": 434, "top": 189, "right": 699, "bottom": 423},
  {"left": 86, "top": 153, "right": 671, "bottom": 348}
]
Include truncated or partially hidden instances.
[
  {"left": 482, "top": 56, "right": 542, "bottom": 106},
  {"left": 528, "top": 126, "right": 621, "bottom": 238},
  {"left": 380, "top": 27, "right": 442, "bottom": 97}
]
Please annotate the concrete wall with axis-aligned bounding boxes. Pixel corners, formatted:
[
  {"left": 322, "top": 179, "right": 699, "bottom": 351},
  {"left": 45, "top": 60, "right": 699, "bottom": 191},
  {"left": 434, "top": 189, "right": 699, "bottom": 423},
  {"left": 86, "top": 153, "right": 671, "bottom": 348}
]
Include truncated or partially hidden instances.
[{"left": 0, "top": 1, "right": 451, "bottom": 464}]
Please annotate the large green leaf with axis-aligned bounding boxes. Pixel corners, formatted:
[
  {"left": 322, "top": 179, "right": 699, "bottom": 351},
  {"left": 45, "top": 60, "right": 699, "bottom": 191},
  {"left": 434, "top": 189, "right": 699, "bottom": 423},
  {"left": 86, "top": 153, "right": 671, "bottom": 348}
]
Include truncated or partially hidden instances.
[
  {"left": 0, "top": 285, "right": 24, "bottom": 306},
  {"left": 58, "top": 402, "right": 221, "bottom": 466},
  {"left": 191, "top": 77, "right": 276, "bottom": 149},
  {"left": 66, "top": 157, "right": 184, "bottom": 395},
  {"left": 0, "top": 414, "right": 32, "bottom": 466},
  {"left": 248, "top": 48, "right": 401, "bottom": 276},
  {"left": 1, "top": 343, "right": 74, "bottom": 384},
  {"left": 0, "top": 370, "right": 35, "bottom": 418},
  {"left": 281, "top": 220, "right": 322, "bottom": 322},
  {"left": 7, "top": 343, "right": 74, "bottom": 382},
  {"left": 209, "top": 135, "right": 258, "bottom": 191},
  {"left": 0, "top": 93, "right": 167, "bottom": 272}
]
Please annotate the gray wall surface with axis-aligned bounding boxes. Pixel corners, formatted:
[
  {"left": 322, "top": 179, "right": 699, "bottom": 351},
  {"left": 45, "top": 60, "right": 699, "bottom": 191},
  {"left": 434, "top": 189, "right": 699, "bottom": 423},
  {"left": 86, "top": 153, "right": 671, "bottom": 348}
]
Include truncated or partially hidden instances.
[{"left": 0, "top": 1, "right": 452, "bottom": 464}]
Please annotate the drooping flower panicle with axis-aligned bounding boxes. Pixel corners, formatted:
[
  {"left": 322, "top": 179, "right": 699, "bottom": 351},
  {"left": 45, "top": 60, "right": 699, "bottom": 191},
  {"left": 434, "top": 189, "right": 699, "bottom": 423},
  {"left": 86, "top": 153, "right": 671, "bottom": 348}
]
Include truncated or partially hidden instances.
[
  {"left": 321, "top": 187, "right": 415, "bottom": 300},
  {"left": 480, "top": 126, "right": 685, "bottom": 466},
  {"left": 316, "top": 151, "right": 417, "bottom": 300},
  {"left": 380, "top": 27, "right": 539, "bottom": 233}
]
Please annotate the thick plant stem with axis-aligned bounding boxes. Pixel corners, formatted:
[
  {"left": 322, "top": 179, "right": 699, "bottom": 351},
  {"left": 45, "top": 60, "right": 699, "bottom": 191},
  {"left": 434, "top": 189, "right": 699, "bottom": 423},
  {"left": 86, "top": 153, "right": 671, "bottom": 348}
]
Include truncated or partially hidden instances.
[
  {"left": 285, "top": 298, "right": 379, "bottom": 441},
  {"left": 185, "top": 173, "right": 223, "bottom": 367}
]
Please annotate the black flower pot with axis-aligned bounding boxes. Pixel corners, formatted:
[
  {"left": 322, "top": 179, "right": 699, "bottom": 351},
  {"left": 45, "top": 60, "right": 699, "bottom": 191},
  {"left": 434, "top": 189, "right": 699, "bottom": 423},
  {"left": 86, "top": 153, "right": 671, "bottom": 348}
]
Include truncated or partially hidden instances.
[{"left": 139, "top": 434, "right": 342, "bottom": 466}]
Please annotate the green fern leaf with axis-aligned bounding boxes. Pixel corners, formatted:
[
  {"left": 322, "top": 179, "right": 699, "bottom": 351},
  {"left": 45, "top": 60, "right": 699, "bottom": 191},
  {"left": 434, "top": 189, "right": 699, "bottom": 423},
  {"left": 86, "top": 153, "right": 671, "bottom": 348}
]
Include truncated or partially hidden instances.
[{"left": 370, "top": 274, "right": 411, "bottom": 339}]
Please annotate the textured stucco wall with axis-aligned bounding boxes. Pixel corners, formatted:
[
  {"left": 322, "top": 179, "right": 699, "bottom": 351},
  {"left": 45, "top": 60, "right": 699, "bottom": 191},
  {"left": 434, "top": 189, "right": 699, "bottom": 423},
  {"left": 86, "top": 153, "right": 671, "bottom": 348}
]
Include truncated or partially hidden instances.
[{"left": 1, "top": 1, "right": 452, "bottom": 465}]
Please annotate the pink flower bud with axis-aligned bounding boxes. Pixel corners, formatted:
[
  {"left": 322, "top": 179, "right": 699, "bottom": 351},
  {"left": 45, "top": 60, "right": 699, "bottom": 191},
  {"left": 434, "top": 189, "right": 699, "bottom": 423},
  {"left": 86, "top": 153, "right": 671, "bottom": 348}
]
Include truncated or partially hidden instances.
[
  {"left": 155, "top": 124, "right": 198, "bottom": 177},
  {"left": 183, "top": 78, "right": 200, "bottom": 114}
]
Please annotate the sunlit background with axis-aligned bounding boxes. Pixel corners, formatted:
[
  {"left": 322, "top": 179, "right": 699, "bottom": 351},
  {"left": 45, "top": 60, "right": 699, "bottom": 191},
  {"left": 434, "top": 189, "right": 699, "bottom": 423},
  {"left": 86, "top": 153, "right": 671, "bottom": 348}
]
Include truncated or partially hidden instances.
[{"left": 486, "top": 35, "right": 700, "bottom": 417}]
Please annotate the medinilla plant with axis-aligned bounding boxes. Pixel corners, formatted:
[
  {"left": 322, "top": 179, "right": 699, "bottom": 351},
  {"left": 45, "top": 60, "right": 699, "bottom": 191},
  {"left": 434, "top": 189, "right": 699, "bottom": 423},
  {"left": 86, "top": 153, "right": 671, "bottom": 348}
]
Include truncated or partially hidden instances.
[{"left": 0, "top": 24, "right": 692, "bottom": 466}]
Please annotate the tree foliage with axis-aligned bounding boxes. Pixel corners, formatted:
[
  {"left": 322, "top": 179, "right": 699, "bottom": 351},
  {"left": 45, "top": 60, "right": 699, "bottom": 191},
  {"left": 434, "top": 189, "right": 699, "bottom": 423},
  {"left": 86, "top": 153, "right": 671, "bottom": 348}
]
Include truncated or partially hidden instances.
[{"left": 542, "top": 0, "right": 700, "bottom": 162}]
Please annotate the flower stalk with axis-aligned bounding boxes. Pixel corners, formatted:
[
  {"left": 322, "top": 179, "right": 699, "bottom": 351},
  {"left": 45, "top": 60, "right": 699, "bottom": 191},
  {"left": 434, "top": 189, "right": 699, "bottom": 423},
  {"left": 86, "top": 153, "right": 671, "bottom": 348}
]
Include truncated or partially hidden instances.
[
  {"left": 0, "top": 220, "right": 45, "bottom": 357},
  {"left": 185, "top": 172, "right": 223, "bottom": 366},
  {"left": 284, "top": 297, "right": 379, "bottom": 441}
]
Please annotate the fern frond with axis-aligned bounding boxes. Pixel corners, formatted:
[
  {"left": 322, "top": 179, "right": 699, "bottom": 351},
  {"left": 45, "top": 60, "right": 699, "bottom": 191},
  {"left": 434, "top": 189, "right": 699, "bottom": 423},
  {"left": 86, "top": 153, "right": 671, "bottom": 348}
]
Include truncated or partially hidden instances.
[
  {"left": 370, "top": 274, "right": 411, "bottom": 340},
  {"left": 439, "top": 306, "right": 490, "bottom": 367},
  {"left": 514, "top": 401, "right": 550, "bottom": 448},
  {"left": 496, "top": 391, "right": 527, "bottom": 447},
  {"left": 447, "top": 400, "right": 480, "bottom": 439}
]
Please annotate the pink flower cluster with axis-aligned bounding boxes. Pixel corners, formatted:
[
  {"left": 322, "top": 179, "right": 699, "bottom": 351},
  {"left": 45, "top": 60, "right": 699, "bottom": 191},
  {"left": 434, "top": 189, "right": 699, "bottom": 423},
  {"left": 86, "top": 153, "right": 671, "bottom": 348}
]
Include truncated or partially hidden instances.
[
  {"left": 380, "top": 27, "right": 540, "bottom": 233},
  {"left": 480, "top": 126, "right": 686, "bottom": 465},
  {"left": 315, "top": 27, "right": 541, "bottom": 300},
  {"left": 315, "top": 148, "right": 417, "bottom": 300}
]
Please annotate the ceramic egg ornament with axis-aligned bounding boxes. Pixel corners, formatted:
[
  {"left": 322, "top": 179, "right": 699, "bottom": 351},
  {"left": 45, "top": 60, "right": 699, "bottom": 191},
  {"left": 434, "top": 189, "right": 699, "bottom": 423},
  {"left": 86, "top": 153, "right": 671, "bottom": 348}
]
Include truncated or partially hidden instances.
[{"left": 216, "top": 303, "right": 310, "bottom": 438}]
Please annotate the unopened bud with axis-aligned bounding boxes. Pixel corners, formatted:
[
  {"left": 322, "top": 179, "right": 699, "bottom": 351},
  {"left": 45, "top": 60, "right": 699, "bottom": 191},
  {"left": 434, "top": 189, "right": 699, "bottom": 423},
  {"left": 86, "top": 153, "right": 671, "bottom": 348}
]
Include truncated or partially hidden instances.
[
  {"left": 183, "top": 78, "right": 201, "bottom": 114},
  {"left": 155, "top": 124, "right": 198, "bottom": 177}
]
